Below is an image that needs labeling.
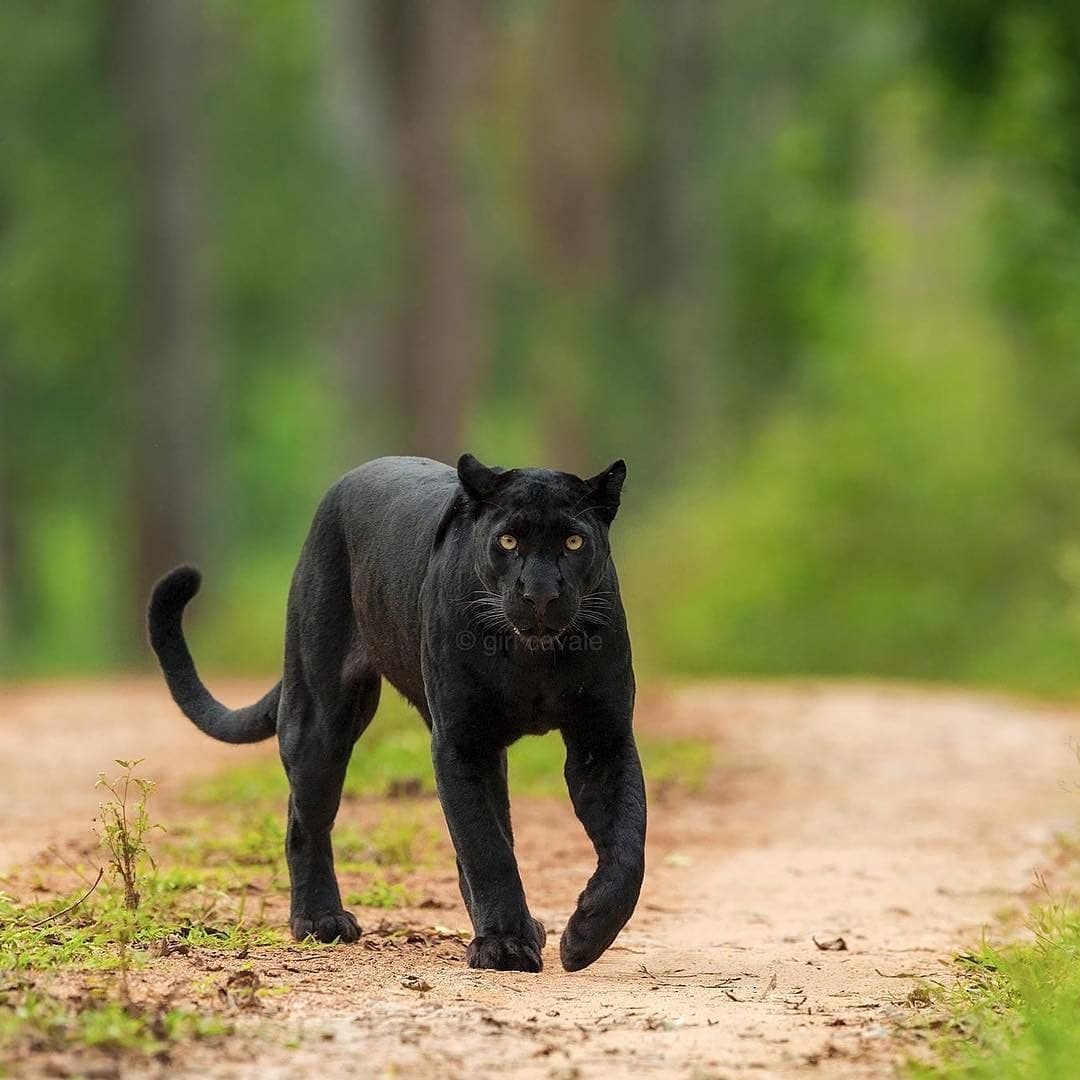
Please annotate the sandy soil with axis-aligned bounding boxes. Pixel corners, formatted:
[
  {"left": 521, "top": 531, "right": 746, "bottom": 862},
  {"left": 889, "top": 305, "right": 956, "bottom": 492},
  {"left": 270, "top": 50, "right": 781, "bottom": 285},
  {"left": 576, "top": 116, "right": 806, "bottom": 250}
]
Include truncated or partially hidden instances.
[{"left": 2, "top": 678, "right": 1079, "bottom": 1078}]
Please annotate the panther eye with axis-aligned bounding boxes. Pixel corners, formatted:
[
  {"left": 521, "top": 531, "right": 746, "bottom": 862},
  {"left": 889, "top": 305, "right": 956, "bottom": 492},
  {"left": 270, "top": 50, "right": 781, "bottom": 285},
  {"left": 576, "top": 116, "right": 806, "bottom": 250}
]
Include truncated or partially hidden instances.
[
  {"left": 498, "top": 534, "right": 518, "bottom": 551},
  {"left": 565, "top": 534, "right": 584, "bottom": 551}
]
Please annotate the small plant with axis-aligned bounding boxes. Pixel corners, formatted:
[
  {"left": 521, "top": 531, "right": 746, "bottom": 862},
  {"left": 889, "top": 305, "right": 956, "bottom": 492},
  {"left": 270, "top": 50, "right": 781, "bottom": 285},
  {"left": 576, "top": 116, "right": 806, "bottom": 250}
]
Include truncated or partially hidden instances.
[
  {"left": 95, "top": 759, "right": 161, "bottom": 912},
  {"left": 1, "top": 760, "right": 275, "bottom": 1074}
]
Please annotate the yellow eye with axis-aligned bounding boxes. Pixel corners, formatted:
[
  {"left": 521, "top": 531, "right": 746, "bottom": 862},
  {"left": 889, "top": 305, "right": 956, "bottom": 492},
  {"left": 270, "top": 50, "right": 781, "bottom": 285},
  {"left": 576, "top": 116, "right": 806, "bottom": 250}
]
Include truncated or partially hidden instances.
[
  {"left": 498, "top": 534, "right": 518, "bottom": 551},
  {"left": 565, "top": 534, "right": 584, "bottom": 551}
]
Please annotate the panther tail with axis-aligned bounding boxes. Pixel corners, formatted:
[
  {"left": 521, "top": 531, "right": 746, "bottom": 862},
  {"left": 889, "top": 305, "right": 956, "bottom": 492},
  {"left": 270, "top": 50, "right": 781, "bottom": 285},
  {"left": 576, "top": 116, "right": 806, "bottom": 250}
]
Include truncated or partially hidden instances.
[{"left": 147, "top": 565, "right": 280, "bottom": 744}]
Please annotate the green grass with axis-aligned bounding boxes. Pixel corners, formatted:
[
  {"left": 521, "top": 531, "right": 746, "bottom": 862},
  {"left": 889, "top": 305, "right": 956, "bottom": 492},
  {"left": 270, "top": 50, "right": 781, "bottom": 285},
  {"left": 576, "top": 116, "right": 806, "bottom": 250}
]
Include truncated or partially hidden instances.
[
  {"left": 164, "top": 812, "right": 434, "bottom": 877},
  {"left": 0, "top": 989, "right": 230, "bottom": 1060},
  {"left": 188, "top": 690, "right": 715, "bottom": 807},
  {"left": 0, "top": 751, "right": 443, "bottom": 1074},
  {"left": 0, "top": 760, "right": 283, "bottom": 981},
  {"left": 911, "top": 894, "right": 1080, "bottom": 1078},
  {"left": 0, "top": 877, "right": 282, "bottom": 974},
  {"left": 165, "top": 812, "right": 286, "bottom": 868},
  {"left": 345, "top": 882, "right": 414, "bottom": 909},
  {"left": 0, "top": 825, "right": 270, "bottom": 1069}
]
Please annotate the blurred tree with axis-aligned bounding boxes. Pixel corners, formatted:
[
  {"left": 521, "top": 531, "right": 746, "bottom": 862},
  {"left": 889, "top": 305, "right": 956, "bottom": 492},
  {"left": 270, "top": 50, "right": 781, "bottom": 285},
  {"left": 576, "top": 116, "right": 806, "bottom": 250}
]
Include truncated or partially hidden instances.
[
  {"left": 116, "top": 0, "right": 212, "bottom": 630},
  {"left": 0, "top": 362, "right": 13, "bottom": 656},
  {"left": 0, "top": 3, "right": 130, "bottom": 672},
  {"left": 524, "top": 0, "right": 619, "bottom": 469},
  {"left": 652, "top": 0, "right": 719, "bottom": 460},
  {"left": 319, "top": 0, "right": 395, "bottom": 454},
  {"left": 910, "top": 0, "right": 1080, "bottom": 444},
  {"left": 377, "top": 0, "right": 489, "bottom": 462}
]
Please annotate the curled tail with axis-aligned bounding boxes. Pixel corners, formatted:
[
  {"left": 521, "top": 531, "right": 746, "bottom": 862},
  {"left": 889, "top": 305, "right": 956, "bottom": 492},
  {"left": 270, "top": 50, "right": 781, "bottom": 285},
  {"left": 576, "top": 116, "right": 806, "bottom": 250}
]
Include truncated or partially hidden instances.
[{"left": 147, "top": 566, "right": 280, "bottom": 744}]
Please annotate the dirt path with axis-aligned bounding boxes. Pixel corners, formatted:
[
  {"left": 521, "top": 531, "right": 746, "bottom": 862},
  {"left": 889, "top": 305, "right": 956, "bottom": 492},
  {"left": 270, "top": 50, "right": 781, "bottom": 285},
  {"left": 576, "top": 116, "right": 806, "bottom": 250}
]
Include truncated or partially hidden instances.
[
  {"left": 0, "top": 678, "right": 277, "bottom": 870},
  {"left": 3, "top": 679, "right": 1078, "bottom": 1077}
]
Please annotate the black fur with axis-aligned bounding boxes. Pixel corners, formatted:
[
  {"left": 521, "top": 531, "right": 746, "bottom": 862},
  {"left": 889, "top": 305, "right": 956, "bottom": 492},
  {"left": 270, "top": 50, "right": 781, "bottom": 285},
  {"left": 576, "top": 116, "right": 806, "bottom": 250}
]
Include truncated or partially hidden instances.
[
  {"left": 147, "top": 566, "right": 281, "bottom": 743},
  {"left": 148, "top": 455, "right": 646, "bottom": 972}
]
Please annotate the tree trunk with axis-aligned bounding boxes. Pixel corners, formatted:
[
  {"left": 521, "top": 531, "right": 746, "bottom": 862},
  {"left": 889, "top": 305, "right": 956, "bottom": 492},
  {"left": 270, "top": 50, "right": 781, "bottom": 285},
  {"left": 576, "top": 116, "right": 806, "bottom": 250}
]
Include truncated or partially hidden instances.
[
  {"left": 116, "top": 0, "right": 212, "bottom": 635},
  {"left": 654, "top": 0, "right": 718, "bottom": 460},
  {"left": 319, "top": 0, "right": 395, "bottom": 462},
  {"left": 377, "top": 0, "right": 488, "bottom": 463},
  {"left": 0, "top": 364, "right": 14, "bottom": 666},
  {"left": 524, "top": 0, "right": 620, "bottom": 471}
]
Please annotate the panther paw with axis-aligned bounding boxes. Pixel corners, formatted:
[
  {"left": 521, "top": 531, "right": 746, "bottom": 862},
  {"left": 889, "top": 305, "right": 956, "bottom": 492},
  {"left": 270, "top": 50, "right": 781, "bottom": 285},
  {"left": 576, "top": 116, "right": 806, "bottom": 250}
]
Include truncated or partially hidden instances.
[
  {"left": 467, "top": 932, "right": 544, "bottom": 972},
  {"left": 291, "top": 909, "right": 361, "bottom": 944},
  {"left": 559, "top": 904, "right": 620, "bottom": 971}
]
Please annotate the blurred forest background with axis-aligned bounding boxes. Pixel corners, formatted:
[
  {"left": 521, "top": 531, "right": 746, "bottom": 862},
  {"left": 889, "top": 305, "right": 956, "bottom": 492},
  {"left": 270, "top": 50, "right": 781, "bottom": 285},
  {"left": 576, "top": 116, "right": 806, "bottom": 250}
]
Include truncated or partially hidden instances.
[{"left": 3, "top": 1, "right": 1080, "bottom": 692}]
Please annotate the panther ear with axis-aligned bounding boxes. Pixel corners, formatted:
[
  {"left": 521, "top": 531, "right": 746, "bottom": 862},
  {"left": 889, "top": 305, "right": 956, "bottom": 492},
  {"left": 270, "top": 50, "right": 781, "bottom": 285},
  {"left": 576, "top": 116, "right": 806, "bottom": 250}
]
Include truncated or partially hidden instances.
[
  {"left": 457, "top": 453, "right": 505, "bottom": 503},
  {"left": 584, "top": 459, "right": 627, "bottom": 523}
]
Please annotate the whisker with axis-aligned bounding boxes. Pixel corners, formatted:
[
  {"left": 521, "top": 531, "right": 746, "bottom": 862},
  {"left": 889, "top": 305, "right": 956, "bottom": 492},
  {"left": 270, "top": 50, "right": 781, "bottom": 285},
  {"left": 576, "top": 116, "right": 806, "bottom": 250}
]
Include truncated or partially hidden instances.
[
  {"left": 579, "top": 600, "right": 614, "bottom": 615},
  {"left": 581, "top": 614, "right": 613, "bottom": 626}
]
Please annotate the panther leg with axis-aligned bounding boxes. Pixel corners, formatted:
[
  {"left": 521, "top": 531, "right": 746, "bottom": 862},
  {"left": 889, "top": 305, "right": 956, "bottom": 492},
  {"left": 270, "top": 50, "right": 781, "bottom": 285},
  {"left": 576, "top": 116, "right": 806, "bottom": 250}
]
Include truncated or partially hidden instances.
[
  {"left": 432, "top": 738, "right": 545, "bottom": 972},
  {"left": 278, "top": 541, "right": 380, "bottom": 945},
  {"left": 456, "top": 857, "right": 474, "bottom": 921},
  {"left": 559, "top": 725, "right": 646, "bottom": 971},
  {"left": 450, "top": 756, "right": 546, "bottom": 949}
]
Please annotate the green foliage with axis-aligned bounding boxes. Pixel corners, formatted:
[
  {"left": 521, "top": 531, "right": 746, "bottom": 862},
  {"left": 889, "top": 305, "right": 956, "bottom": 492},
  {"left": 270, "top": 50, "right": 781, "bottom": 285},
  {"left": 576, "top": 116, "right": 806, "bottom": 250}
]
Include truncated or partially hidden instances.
[
  {"left": 5, "top": 2, "right": 1080, "bottom": 695},
  {"left": 625, "top": 72, "right": 1080, "bottom": 689},
  {"left": 911, "top": 897, "right": 1080, "bottom": 1078}
]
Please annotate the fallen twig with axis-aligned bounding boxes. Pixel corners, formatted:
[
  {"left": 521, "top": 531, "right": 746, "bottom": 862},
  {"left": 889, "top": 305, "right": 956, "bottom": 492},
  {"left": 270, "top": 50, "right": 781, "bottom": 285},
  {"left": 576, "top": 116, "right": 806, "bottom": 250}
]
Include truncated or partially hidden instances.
[
  {"left": 24, "top": 867, "right": 104, "bottom": 928},
  {"left": 874, "top": 967, "right": 941, "bottom": 979},
  {"left": 813, "top": 936, "right": 848, "bottom": 951}
]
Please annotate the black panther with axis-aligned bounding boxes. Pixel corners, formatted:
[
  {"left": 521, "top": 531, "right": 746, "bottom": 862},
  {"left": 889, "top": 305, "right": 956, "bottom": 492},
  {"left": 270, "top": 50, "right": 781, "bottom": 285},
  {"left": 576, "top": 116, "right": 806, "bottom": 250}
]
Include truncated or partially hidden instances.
[{"left": 148, "top": 454, "right": 646, "bottom": 972}]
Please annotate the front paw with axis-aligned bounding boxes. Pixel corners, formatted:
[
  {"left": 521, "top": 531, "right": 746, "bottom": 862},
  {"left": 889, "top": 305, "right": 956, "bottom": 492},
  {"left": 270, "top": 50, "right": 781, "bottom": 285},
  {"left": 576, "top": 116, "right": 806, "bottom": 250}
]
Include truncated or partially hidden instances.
[
  {"left": 291, "top": 909, "right": 361, "bottom": 944},
  {"left": 467, "top": 930, "right": 544, "bottom": 972},
  {"left": 560, "top": 903, "right": 625, "bottom": 971}
]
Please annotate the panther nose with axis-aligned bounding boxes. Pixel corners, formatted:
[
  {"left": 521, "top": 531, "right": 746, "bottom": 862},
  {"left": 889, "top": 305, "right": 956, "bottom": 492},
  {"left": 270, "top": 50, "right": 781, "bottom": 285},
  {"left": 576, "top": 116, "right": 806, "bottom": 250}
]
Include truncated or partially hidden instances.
[{"left": 523, "top": 586, "right": 559, "bottom": 620}]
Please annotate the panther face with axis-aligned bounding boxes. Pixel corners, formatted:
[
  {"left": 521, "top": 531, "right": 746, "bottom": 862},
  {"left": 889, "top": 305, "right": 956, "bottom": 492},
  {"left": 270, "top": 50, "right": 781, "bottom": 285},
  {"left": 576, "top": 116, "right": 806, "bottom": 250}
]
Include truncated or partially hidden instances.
[{"left": 456, "top": 454, "right": 626, "bottom": 644}]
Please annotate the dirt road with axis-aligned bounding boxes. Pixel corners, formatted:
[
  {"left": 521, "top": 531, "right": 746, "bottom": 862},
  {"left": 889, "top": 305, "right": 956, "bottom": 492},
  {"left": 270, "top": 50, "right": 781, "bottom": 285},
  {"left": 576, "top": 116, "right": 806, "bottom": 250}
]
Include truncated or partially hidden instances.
[{"left": 2, "top": 679, "right": 1078, "bottom": 1077}]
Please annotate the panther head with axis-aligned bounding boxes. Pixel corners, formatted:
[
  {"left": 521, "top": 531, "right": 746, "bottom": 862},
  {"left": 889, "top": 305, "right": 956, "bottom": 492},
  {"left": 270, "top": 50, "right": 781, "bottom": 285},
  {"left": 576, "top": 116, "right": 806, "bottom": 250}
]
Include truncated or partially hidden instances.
[{"left": 456, "top": 453, "right": 626, "bottom": 644}]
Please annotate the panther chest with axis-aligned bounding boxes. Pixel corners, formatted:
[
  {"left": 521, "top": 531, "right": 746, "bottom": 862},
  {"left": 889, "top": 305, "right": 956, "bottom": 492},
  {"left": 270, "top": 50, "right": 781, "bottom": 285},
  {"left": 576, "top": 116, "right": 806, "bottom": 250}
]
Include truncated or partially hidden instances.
[{"left": 501, "top": 678, "right": 579, "bottom": 737}]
